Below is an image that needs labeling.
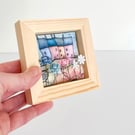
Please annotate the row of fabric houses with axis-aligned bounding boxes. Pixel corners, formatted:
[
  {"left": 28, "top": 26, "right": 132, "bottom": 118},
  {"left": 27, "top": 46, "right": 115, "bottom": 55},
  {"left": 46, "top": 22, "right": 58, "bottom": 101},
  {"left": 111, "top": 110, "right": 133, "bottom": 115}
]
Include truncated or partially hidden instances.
[
  {"left": 37, "top": 33, "right": 76, "bottom": 65},
  {"left": 36, "top": 33, "right": 84, "bottom": 87}
]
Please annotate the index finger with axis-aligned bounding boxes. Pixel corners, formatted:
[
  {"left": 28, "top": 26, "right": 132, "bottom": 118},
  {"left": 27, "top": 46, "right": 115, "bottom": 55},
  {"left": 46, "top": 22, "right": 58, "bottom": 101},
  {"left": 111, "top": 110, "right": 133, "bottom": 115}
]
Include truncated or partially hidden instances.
[
  {"left": 0, "top": 67, "right": 41, "bottom": 101},
  {"left": 0, "top": 60, "right": 21, "bottom": 73}
]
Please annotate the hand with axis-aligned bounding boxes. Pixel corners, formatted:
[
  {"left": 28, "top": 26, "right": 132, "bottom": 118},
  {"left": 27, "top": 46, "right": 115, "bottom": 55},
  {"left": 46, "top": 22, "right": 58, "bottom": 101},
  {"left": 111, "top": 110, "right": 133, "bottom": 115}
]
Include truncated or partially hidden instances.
[{"left": 0, "top": 60, "right": 53, "bottom": 135}]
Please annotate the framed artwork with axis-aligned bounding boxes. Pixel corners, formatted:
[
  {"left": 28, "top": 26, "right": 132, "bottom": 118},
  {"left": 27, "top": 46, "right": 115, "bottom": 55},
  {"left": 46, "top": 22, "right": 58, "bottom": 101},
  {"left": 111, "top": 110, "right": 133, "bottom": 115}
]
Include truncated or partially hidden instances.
[{"left": 15, "top": 18, "right": 100, "bottom": 105}]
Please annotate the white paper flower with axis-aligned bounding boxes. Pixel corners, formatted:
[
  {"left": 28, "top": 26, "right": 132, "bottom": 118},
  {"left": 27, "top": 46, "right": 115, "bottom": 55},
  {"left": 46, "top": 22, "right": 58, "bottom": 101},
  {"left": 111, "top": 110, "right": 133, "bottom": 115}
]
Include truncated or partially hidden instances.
[
  {"left": 73, "top": 59, "right": 79, "bottom": 69},
  {"left": 78, "top": 55, "right": 86, "bottom": 65}
]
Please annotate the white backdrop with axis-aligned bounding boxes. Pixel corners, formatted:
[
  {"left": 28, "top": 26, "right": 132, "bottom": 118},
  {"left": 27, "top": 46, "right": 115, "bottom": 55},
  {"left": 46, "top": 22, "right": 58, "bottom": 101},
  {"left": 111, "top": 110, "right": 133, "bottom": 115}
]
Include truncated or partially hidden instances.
[{"left": 0, "top": 0, "right": 135, "bottom": 52}]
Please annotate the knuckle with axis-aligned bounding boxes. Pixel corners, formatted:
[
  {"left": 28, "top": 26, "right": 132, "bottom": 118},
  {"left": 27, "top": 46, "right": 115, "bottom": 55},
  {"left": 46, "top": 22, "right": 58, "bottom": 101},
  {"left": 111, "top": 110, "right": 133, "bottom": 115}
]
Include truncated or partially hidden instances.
[
  {"left": 19, "top": 73, "right": 30, "bottom": 90},
  {"left": 0, "top": 73, "right": 6, "bottom": 94}
]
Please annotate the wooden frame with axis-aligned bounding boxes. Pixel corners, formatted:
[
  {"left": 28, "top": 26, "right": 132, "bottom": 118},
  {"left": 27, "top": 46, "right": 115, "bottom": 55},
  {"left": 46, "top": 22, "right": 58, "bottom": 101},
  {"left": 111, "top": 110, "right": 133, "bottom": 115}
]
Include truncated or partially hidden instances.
[{"left": 15, "top": 18, "right": 100, "bottom": 105}]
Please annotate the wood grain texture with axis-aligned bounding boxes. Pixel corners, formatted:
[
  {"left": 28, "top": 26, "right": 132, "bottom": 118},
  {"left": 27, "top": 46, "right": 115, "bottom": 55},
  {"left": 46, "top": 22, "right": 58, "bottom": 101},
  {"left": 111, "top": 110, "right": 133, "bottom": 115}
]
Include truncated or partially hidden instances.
[{"left": 15, "top": 18, "right": 100, "bottom": 105}]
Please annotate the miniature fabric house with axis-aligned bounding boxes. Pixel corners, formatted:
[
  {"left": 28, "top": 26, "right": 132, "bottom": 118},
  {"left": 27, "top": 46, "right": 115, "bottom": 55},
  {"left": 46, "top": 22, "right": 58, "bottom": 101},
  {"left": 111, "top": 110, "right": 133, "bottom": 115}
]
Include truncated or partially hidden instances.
[
  {"left": 63, "top": 36, "right": 74, "bottom": 58},
  {"left": 47, "top": 36, "right": 60, "bottom": 60},
  {"left": 37, "top": 35, "right": 52, "bottom": 64},
  {"left": 55, "top": 34, "right": 66, "bottom": 59}
]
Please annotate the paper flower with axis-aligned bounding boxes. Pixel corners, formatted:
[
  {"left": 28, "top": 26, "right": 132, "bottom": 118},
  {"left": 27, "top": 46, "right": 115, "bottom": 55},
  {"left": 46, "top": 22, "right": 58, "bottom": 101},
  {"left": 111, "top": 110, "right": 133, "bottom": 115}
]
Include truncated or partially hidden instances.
[
  {"left": 59, "top": 59, "right": 69, "bottom": 68},
  {"left": 50, "top": 63, "right": 60, "bottom": 74},
  {"left": 73, "top": 59, "right": 79, "bottom": 69},
  {"left": 78, "top": 55, "right": 86, "bottom": 65},
  {"left": 41, "top": 56, "right": 52, "bottom": 65}
]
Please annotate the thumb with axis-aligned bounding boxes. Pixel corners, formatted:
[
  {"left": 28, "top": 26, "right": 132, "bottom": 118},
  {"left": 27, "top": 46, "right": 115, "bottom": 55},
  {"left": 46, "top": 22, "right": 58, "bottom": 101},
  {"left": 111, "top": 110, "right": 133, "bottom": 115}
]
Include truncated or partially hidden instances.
[{"left": 0, "top": 66, "right": 41, "bottom": 95}]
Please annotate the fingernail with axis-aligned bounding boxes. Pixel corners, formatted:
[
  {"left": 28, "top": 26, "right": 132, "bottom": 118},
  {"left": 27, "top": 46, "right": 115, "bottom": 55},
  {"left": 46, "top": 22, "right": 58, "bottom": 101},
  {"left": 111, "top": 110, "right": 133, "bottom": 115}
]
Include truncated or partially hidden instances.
[{"left": 29, "top": 66, "right": 41, "bottom": 76}]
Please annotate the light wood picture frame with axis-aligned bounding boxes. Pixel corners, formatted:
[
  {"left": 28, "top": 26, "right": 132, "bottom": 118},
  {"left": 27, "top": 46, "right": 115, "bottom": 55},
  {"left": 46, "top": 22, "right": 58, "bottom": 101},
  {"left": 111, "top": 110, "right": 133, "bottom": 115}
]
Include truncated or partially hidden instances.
[{"left": 15, "top": 18, "right": 100, "bottom": 105}]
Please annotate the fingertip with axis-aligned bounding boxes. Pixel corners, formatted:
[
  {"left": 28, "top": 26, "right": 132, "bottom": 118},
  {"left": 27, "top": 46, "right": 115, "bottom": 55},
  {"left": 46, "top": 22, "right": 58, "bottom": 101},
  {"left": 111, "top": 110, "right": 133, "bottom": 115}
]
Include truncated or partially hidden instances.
[
  {"left": 39, "top": 101, "right": 53, "bottom": 109},
  {"left": 34, "top": 101, "right": 54, "bottom": 115},
  {"left": 46, "top": 101, "right": 53, "bottom": 108},
  {"left": 18, "top": 66, "right": 42, "bottom": 90}
]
